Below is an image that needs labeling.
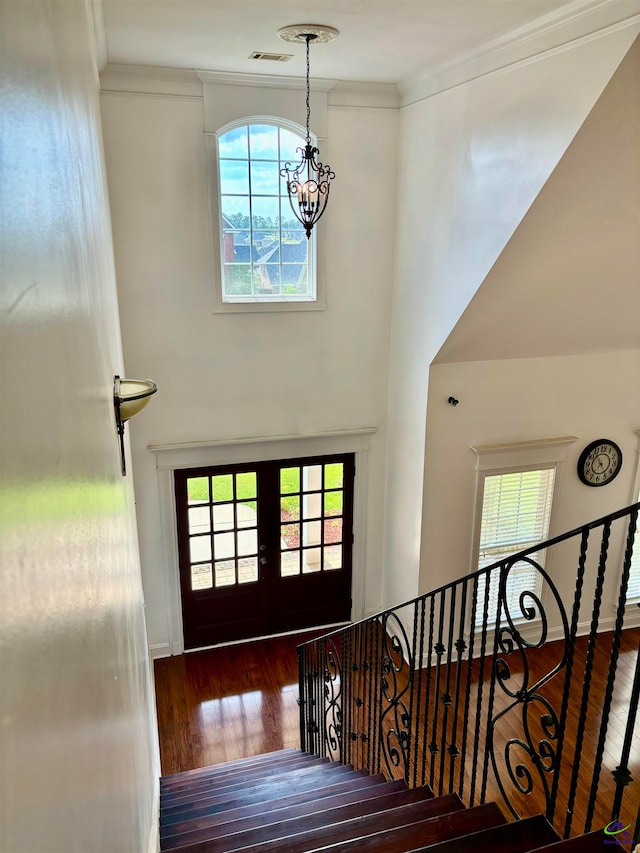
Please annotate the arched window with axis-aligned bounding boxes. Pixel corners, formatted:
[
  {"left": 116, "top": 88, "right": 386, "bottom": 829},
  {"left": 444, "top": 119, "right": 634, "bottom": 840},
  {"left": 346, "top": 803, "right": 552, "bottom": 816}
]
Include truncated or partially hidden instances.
[{"left": 216, "top": 120, "right": 316, "bottom": 306}]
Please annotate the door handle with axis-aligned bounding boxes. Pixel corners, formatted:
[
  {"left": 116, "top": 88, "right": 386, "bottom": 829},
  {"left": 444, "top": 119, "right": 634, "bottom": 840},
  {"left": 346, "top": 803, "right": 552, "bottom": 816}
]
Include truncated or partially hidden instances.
[{"left": 260, "top": 557, "right": 268, "bottom": 566}]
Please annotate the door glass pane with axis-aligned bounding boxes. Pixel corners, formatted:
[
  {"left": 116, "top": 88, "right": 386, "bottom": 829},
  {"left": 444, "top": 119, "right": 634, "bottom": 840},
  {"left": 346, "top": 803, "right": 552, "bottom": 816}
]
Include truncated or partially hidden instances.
[
  {"left": 212, "top": 474, "right": 233, "bottom": 502},
  {"left": 237, "top": 501, "right": 258, "bottom": 529},
  {"left": 303, "top": 520, "right": 321, "bottom": 546},
  {"left": 215, "top": 560, "right": 236, "bottom": 587},
  {"left": 236, "top": 471, "right": 256, "bottom": 500},
  {"left": 324, "top": 545, "right": 342, "bottom": 571},
  {"left": 212, "top": 503, "right": 234, "bottom": 532},
  {"left": 189, "top": 506, "right": 210, "bottom": 534},
  {"left": 190, "top": 536, "right": 211, "bottom": 563},
  {"left": 213, "top": 531, "right": 235, "bottom": 560},
  {"left": 281, "top": 550, "right": 300, "bottom": 577},
  {"left": 303, "top": 493, "right": 322, "bottom": 519},
  {"left": 191, "top": 563, "right": 213, "bottom": 590},
  {"left": 238, "top": 557, "right": 258, "bottom": 584},
  {"left": 238, "top": 528, "right": 257, "bottom": 557},
  {"left": 187, "top": 477, "right": 209, "bottom": 504},
  {"left": 280, "top": 467, "right": 300, "bottom": 494},
  {"left": 303, "top": 547, "right": 322, "bottom": 573},
  {"left": 325, "top": 463, "right": 344, "bottom": 489},
  {"left": 324, "top": 490, "right": 342, "bottom": 517},
  {"left": 303, "top": 465, "right": 322, "bottom": 491},
  {"left": 281, "top": 523, "right": 299, "bottom": 549},
  {"left": 324, "top": 518, "right": 342, "bottom": 544},
  {"left": 281, "top": 495, "right": 299, "bottom": 522}
]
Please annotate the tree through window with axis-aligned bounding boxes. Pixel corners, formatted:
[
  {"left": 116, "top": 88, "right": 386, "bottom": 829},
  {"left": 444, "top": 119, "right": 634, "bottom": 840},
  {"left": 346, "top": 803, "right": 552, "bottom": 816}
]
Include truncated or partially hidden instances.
[{"left": 217, "top": 122, "right": 316, "bottom": 304}]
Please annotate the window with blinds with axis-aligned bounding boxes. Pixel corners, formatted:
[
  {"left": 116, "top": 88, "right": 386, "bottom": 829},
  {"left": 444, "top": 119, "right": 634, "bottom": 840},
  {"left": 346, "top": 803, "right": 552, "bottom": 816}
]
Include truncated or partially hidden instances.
[
  {"left": 474, "top": 467, "right": 556, "bottom": 626},
  {"left": 626, "top": 497, "right": 640, "bottom": 603}
]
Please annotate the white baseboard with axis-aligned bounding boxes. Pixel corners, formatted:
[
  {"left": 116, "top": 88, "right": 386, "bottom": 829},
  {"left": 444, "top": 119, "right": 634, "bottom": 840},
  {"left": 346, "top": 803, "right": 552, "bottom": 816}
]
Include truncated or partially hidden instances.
[{"left": 150, "top": 643, "right": 172, "bottom": 660}]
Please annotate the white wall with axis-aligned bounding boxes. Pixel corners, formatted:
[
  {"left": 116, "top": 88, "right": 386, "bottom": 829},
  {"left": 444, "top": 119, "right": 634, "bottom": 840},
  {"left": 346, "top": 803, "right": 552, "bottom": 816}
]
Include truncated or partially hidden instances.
[
  {"left": 0, "top": 1, "right": 159, "bottom": 851},
  {"left": 100, "top": 80, "right": 398, "bottom": 652},
  {"left": 383, "top": 24, "right": 639, "bottom": 611},
  {"left": 421, "top": 351, "right": 640, "bottom": 631}
]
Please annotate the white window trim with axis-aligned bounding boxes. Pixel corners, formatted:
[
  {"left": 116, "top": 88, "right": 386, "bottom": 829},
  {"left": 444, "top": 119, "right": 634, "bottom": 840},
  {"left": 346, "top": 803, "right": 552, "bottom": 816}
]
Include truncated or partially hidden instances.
[
  {"left": 205, "top": 116, "right": 327, "bottom": 314},
  {"left": 469, "top": 437, "right": 577, "bottom": 638}
]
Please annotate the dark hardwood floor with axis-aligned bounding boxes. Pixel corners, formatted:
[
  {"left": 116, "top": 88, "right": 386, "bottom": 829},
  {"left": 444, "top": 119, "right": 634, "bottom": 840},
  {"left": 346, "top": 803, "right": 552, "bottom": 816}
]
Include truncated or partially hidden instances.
[{"left": 154, "top": 630, "right": 323, "bottom": 775}]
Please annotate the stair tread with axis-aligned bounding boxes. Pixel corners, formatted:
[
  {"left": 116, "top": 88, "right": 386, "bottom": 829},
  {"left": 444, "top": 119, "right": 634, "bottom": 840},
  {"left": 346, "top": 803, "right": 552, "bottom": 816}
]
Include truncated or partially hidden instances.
[
  {"left": 160, "top": 752, "right": 317, "bottom": 793},
  {"left": 527, "top": 829, "right": 626, "bottom": 852},
  {"left": 166, "top": 800, "right": 506, "bottom": 853},
  {"left": 406, "top": 813, "right": 560, "bottom": 853},
  {"left": 160, "top": 766, "right": 363, "bottom": 824},
  {"left": 161, "top": 776, "right": 406, "bottom": 843},
  {"left": 161, "top": 757, "right": 332, "bottom": 804},
  {"left": 161, "top": 786, "right": 452, "bottom": 852},
  {"left": 160, "top": 749, "right": 300, "bottom": 786}
]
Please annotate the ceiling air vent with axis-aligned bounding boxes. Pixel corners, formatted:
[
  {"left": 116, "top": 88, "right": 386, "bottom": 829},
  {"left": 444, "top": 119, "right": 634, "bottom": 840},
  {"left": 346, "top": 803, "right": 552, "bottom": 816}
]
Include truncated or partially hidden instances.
[{"left": 249, "top": 51, "right": 293, "bottom": 62}]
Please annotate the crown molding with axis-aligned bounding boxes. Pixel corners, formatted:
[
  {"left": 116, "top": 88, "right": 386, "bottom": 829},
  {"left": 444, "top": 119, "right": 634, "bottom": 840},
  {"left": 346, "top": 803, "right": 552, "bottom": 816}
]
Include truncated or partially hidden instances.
[
  {"left": 196, "top": 68, "right": 335, "bottom": 92},
  {"left": 400, "top": 0, "right": 640, "bottom": 107},
  {"left": 328, "top": 80, "right": 400, "bottom": 109},
  {"left": 100, "top": 63, "right": 203, "bottom": 97}
]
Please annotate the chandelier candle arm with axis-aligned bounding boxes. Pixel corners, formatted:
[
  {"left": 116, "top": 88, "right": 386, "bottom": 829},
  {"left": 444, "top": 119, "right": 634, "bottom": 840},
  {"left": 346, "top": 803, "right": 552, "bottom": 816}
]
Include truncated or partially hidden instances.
[{"left": 278, "top": 26, "right": 337, "bottom": 239}]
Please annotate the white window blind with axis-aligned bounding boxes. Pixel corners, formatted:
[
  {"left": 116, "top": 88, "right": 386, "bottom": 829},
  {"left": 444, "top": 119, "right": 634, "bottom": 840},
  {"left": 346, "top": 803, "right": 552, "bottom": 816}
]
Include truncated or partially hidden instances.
[
  {"left": 626, "top": 496, "right": 640, "bottom": 602},
  {"left": 475, "top": 467, "right": 556, "bottom": 626}
]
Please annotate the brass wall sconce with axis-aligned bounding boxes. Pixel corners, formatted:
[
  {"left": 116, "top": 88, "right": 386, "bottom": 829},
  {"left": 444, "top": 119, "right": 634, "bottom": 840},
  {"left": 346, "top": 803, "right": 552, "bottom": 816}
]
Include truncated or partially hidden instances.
[{"left": 114, "top": 375, "right": 158, "bottom": 476}]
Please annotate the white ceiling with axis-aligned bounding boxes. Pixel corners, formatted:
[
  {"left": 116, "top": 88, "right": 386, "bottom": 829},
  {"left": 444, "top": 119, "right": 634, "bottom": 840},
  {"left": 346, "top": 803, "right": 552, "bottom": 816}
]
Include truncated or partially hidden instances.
[{"left": 102, "top": 0, "right": 587, "bottom": 85}]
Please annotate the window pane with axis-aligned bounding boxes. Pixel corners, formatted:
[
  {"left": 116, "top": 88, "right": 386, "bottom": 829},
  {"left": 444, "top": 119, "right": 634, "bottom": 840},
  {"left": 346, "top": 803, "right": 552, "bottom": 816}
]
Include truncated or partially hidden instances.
[
  {"left": 249, "top": 125, "right": 278, "bottom": 160},
  {"left": 281, "top": 467, "right": 300, "bottom": 494},
  {"left": 281, "top": 523, "right": 299, "bottom": 549},
  {"left": 281, "top": 495, "right": 300, "bottom": 522},
  {"left": 212, "top": 474, "right": 233, "bottom": 502},
  {"left": 252, "top": 234, "right": 278, "bottom": 263},
  {"left": 281, "top": 550, "right": 300, "bottom": 577},
  {"left": 238, "top": 557, "right": 258, "bottom": 584},
  {"left": 237, "top": 501, "right": 257, "bottom": 529},
  {"left": 324, "top": 490, "right": 343, "bottom": 517},
  {"left": 250, "top": 161, "right": 280, "bottom": 196},
  {"left": 325, "top": 463, "right": 344, "bottom": 489},
  {"left": 236, "top": 472, "right": 256, "bottom": 500},
  {"left": 220, "top": 160, "right": 249, "bottom": 195},
  {"left": 303, "top": 520, "right": 321, "bottom": 546},
  {"left": 324, "top": 518, "right": 342, "bottom": 544},
  {"left": 303, "top": 547, "right": 322, "bottom": 573},
  {"left": 191, "top": 563, "right": 213, "bottom": 590},
  {"left": 215, "top": 560, "right": 236, "bottom": 587},
  {"left": 303, "top": 493, "right": 322, "bottom": 519},
  {"left": 251, "top": 196, "right": 280, "bottom": 226},
  {"left": 187, "top": 477, "right": 209, "bottom": 504},
  {"left": 189, "top": 506, "right": 210, "bottom": 534},
  {"left": 324, "top": 545, "right": 342, "bottom": 571},
  {"left": 223, "top": 264, "right": 252, "bottom": 296},
  {"left": 219, "top": 126, "right": 248, "bottom": 159},
  {"left": 213, "top": 531, "right": 235, "bottom": 559},
  {"left": 260, "top": 265, "right": 281, "bottom": 290},
  {"left": 212, "top": 503, "right": 234, "bottom": 532},
  {"left": 280, "top": 129, "right": 303, "bottom": 163},
  {"left": 238, "top": 528, "right": 257, "bottom": 557},
  {"left": 190, "top": 536, "right": 211, "bottom": 563},
  {"left": 303, "top": 465, "right": 322, "bottom": 491},
  {"left": 220, "top": 195, "right": 250, "bottom": 221}
]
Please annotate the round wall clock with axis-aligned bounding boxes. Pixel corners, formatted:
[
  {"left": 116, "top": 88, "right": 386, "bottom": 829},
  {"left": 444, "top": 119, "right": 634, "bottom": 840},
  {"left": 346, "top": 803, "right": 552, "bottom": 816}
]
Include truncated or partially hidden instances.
[{"left": 577, "top": 439, "right": 622, "bottom": 487}]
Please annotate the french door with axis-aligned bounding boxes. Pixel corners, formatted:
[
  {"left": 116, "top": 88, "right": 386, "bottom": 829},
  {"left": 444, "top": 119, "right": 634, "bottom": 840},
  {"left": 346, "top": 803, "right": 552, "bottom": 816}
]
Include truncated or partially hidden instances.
[{"left": 175, "top": 453, "right": 354, "bottom": 649}]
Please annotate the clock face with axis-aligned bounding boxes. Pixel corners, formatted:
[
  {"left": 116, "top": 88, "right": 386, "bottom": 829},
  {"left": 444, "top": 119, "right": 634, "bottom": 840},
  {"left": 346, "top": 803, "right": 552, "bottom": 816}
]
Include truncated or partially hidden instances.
[{"left": 578, "top": 439, "right": 622, "bottom": 487}]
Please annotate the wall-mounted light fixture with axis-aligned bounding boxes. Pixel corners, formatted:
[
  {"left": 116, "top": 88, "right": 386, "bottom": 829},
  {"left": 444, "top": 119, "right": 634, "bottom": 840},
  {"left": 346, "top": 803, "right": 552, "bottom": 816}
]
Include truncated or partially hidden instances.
[
  {"left": 114, "top": 375, "right": 158, "bottom": 476},
  {"left": 278, "top": 24, "right": 338, "bottom": 238}
]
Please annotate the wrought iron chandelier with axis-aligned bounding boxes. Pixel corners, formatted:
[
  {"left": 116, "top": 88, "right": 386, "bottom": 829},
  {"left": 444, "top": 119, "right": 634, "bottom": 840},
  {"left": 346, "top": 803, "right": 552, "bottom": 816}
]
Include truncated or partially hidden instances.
[{"left": 278, "top": 25, "right": 338, "bottom": 239}]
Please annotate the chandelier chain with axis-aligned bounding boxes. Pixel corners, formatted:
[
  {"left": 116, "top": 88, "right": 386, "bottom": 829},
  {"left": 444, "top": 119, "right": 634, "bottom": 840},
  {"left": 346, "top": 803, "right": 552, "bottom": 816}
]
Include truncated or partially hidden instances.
[{"left": 305, "top": 35, "right": 311, "bottom": 144}]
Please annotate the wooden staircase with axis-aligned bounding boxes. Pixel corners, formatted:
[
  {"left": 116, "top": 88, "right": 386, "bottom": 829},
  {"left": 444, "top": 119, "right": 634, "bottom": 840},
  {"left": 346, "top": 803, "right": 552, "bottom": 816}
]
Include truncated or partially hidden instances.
[{"left": 159, "top": 749, "right": 621, "bottom": 852}]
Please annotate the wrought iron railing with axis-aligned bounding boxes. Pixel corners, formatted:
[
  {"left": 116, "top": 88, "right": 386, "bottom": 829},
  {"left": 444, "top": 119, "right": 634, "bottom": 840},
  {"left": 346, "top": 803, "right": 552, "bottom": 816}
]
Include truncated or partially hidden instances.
[{"left": 297, "top": 502, "right": 640, "bottom": 841}]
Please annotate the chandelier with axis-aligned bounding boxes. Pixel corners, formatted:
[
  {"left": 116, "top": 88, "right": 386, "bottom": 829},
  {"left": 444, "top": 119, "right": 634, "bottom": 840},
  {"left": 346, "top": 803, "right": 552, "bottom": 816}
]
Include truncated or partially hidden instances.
[{"left": 278, "top": 25, "right": 338, "bottom": 239}]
